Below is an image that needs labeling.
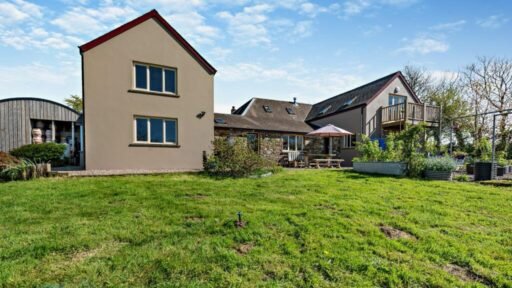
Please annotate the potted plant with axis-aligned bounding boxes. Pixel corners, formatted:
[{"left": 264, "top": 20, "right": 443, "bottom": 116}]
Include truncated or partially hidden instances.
[
  {"left": 465, "top": 156, "right": 475, "bottom": 175},
  {"left": 423, "top": 156, "right": 456, "bottom": 181},
  {"left": 497, "top": 156, "right": 507, "bottom": 177}
]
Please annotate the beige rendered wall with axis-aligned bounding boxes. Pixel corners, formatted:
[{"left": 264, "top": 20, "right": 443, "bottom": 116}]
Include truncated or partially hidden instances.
[
  {"left": 365, "top": 77, "right": 417, "bottom": 138},
  {"left": 83, "top": 18, "right": 214, "bottom": 170},
  {"left": 309, "top": 107, "right": 363, "bottom": 164}
]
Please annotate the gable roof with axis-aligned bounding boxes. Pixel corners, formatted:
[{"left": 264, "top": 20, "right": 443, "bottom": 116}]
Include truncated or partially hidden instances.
[
  {"left": 215, "top": 98, "right": 314, "bottom": 133},
  {"left": 306, "top": 71, "right": 419, "bottom": 121},
  {"left": 79, "top": 9, "right": 216, "bottom": 75}
]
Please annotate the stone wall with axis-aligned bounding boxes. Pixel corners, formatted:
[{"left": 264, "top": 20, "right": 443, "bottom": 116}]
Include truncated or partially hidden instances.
[{"left": 214, "top": 129, "right": 287, "bottom": 163}]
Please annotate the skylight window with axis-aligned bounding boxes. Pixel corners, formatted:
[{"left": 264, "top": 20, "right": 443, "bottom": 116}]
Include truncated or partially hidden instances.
[
  {"left": 286, "top": 107, "right": 295, "bottom": 115},
  {"left": 342, "top": 97, "right": 356, "bottom": 107},
  {"left": 214, "top": 118, "right": 225, "bottom": 124},
  {"left": 318, "top": 105, "right": 331, "bottom": 115},
  {"left": 263, "top": 105, "right": 272, "bottom": 113}
]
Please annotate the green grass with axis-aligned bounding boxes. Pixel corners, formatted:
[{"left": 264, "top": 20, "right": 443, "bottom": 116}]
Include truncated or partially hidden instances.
[{"left": 1, "top": 170, "right": 511, "bottom": 287}]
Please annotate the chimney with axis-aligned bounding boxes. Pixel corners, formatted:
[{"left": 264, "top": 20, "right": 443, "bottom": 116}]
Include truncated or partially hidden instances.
[{"left": 231, "top": 106, "right": 236, "bottom": 114}]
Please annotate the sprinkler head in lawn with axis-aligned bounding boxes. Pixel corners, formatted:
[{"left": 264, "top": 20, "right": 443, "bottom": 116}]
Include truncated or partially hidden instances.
[{"left": 235, "top": 211, "right": 246, "bottom": 228}]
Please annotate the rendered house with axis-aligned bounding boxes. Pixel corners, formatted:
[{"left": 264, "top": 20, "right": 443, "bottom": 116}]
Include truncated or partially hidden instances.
[
  {"left": 80, "top": 10, "right": 216, "bottom": 170},
  {"left": 214, "top": 71, "right": 441, "bottom": 165}
]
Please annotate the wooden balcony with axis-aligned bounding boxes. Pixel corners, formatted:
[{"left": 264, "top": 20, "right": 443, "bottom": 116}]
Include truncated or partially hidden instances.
[{"left": 381, "top": 102, "right": 441, "bottom": 128}]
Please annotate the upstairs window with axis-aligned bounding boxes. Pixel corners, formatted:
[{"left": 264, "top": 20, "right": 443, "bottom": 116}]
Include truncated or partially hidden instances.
[
  {"left": 389, "top": 95, "right": 406, "bottom": 106},
  {"left": 134, "top": 63, "right": 177, "bottom": 94},
  {"left": 263, "top": 105, "right": 272, "bottom": 113}
]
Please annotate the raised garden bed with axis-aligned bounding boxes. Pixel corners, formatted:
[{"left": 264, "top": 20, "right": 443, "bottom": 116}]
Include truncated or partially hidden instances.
[
  {"left": 425, "top": 170, "right": 453, "bottom": 181},
  {"left": 353, "top": 162, "right": 407, "bottom": 176}
]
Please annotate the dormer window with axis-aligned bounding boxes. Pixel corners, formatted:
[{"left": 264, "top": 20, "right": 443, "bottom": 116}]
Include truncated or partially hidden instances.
[
  {"left": 286, "top": 107, "right": 295, "bottom": 115},
  {"left": 134, "top": 62, "right": 177, "bottom": 95},
  {"left": 263, "top": 105, "right": 272, "bottom": 113}
]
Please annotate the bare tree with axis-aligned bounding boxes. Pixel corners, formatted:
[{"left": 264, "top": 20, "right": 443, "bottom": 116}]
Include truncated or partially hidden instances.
[
  {"left": 462, "top": 57, "right": 512, "bottom": 151},
  {"left": 402, "top": 65, "right": 433, "bottom": 101}
]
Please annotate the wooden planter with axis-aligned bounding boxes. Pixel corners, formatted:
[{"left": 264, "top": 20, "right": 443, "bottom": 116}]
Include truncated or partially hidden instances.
[
  {"left": 474, "top": 162, "right": 495, "bottom": 181},
  {"left": 466, "top": 164, "right": 474, "bottom": 175},
  {"left": 353, "top": 162, "right": 407, "bottom": 176},
  {"left": 424, "top": 170, "right": 453, "bottom": 181}
]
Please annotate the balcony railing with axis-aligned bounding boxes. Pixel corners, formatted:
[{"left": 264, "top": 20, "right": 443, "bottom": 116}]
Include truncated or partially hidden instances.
[{"left": 381, "top": 102, "right": 440, "bottom": 125}]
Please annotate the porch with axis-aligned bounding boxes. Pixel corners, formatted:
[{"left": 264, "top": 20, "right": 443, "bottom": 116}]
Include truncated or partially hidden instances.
[{"left": 381, "top": 102, "right": 441, "bottom": 128}]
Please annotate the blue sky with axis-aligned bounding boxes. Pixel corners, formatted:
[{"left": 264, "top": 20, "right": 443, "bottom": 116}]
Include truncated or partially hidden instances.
[{"left": 0, "top": 0, "right": 510, "bottom": 113}]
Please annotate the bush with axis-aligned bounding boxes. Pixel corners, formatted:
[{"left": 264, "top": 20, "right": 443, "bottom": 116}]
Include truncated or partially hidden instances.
[
  {"left": 354, "top": 135, "right": 382, "bottom": 162},
  {"left": 10, "top": 143, "right": 65, "bottom": 163},
  {"left": 454, "top": 174, "right": 470, "bottom": 182},
  {"left": 0, "top": 159, "right": 48, "bottom": 181},
  {"left": 204, "top": 137, "right": 277, "bottom": 177},
  {"left": 423, "top": 156, "right": 457, "bottom": 172}
]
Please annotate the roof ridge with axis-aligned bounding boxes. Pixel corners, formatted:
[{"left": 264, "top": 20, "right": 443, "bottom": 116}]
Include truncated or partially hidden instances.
[
  {"left": 79, "top": 9, "right": 216, "bottom": 75},
  {"left": 312, "top": 71, "right": 401, "bottom": 107}
]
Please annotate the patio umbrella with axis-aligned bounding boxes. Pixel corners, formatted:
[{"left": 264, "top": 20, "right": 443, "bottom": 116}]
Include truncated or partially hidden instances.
[{"left": 306, "top": 124, "right": 353, "bottom": 155}]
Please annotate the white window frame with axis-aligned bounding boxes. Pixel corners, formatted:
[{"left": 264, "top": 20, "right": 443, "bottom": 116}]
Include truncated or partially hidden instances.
[
  {"left": 133, "top": 116, "right": 178, "bottom": 145},
  {"left": 133, "top": 62, "right": 177, "bottom": 95},
  {"left": 341, "top": 135, "right": 356, "bottom": 149},
  {"left": 282, "top": 135, "right": 304, "bottom": 152}
]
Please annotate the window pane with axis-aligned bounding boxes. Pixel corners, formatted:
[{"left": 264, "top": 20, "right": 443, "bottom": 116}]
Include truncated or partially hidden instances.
[
  {"left": 282, "top": 135, "right": 289, "bottom": 151},
  {"left": 135, "top": 65, "right": 147, "bottom": 89},
  {"left": 136, "top": 118, "right": 147, "bottom": 142},
  {"left": 289, "top": 135, "right": 296, "bottom": 151},
  {"left": 149, "top": 67, "right": 163, "bottom": 92},
  {"left": 165, "top": 120, "right": 177, "bottom": 143},
  {"left": 164, "top": 69, "right": 176, "bottom": 93},
  {"left": 298, "top": 136, "right": 303, "bottom": 151},
  {"left": 150, "top": 118, "right": 163, "bottom": 143},
  {"left": 247, "top": 133, "right": 258, "bottom": 152}
]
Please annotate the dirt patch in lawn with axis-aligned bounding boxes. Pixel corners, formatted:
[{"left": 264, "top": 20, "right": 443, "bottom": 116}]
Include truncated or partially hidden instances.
[
  {"left": 444, "top": 264, "right": 492, "bottom": 286},
  {"left": 235, "top": 243, "right": 254, "bottom": 255},
  {"left": 184, "top": 216, "right": 204, "bottom": 223},
  {"left": 380, "top": 226, "right": 416, "bottom": 240}
]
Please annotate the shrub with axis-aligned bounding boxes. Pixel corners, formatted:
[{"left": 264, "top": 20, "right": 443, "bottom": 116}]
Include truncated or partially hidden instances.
[
  {"left": 354, "top": 135, "right": 381, "bottom": 162},
  {"left": 454, "top": 174, "right": 470, "bottom": 182},
  {"left": 10, "top": 143, "right": 65, "bottom": 163},
  {"left": 474, "top": 137, "right": 492, "bottom": 161},
  {"left": 423, "top": 156, "right": 457, "bottom": 172},
  {"left": 204, "top": 137, "right": 277, "bottom": 177},
  {"left": 0, "top": 159, "right": 48, "bottom": 181}
]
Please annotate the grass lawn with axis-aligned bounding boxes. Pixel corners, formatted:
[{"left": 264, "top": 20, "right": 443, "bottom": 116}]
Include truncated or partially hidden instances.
[{"left": 1, "top": 170, "right": 511, "bottom": 287}]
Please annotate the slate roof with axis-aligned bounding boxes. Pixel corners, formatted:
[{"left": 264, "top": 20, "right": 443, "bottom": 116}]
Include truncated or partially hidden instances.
[
  {"left": 214, "top": 98, "right": 314, "bottom": 133},
  {"left": 306, "top": 71, "right": 418, "bottom": 121}
]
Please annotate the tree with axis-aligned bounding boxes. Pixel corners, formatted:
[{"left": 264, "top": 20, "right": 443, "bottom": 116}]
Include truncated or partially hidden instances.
[
  {"left": 64, "top": 95, "right": 83, "bottom": 112},
  {"left": 462, "top": 57, "right": 512, "bottom": 152},
  {"left": 424, "top": 78, "right": 471, "bottom": 150},
  {"left": 402, "top": 65, "right": 433, "bottom": 101}
]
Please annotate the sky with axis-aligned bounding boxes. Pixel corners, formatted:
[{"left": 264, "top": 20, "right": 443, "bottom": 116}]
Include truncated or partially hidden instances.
[{"left": 0, "top": 0, "right": 510, "bottom": 113}]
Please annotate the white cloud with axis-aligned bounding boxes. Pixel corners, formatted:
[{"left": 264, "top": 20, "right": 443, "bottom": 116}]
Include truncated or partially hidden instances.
[
  {"left": 397, "top": 36, "right": 449, "bottom": 55},
  {"left": 0, "top": 27, "right": 83, "bottom": 50},
  {"left": 430, "top": 70, "right": 459, "bottom": 83},
  {"left": 0, "top": 0, "right": 43, "bottom": 25},
  {"left": 431, "top": 20, "right": 466, "bottom": 32},
  {"left": 216, "top": 60, "right": 366, "bottom": 107},
  {"left": 341, "top": 0, "right": 417, "bottom": 17},
  {"left": 299, "top": 2, "right": 340, "bottom": 17},
  {"left": 207, "top": 47, "right": 232, "bottom": 62},
  {"left": 51, "top": 5, "right": 138, "bottom": 35},
  {"left": 343, "top": 0, "right": 371, "bottom": 16},
  {"left": 165, "top": 12, "right": 220, "bottom": 46},
  {"left": 0, "top": 62, "right": 81, "bottom": 101},
  {"left": 216, "top": 4, "right": 274, "bottom": 46},
  {"left": 477, "top": 15, "right": 509, "bottom": 29},
  {"left": 291, "top": 20, "right": 313, "bottom": 39}
]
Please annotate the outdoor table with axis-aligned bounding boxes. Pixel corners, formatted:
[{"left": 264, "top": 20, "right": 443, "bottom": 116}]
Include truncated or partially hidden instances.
[{"left": 311, "top": 159, "right": 343, "bottom": 168}]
